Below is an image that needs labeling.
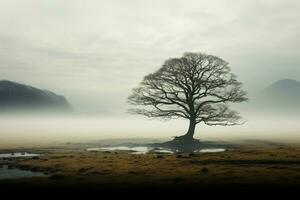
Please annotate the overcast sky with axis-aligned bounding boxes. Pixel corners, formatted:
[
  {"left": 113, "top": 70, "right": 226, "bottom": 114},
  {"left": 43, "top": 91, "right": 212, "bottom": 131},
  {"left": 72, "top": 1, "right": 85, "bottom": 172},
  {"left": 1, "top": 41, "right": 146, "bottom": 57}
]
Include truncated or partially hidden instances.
[{"left": 0, "top": 0, "right": 299, "bottom": 114}]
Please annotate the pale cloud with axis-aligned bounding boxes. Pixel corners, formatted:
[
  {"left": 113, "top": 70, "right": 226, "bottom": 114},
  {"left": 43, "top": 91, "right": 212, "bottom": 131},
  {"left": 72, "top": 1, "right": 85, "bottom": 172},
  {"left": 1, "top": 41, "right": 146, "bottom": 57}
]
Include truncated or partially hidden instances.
[{"left": 0, "top": 0, "right": 299, "bottom": 114}]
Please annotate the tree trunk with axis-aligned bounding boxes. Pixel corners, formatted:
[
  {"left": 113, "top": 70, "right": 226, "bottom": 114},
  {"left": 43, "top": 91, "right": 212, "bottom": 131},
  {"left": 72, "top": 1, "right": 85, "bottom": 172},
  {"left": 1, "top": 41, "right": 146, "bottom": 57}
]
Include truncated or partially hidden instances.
[
  {"left": 163, "top": 118, "right": 200, "bottom": 151},
  {"left": 184, "top": 119, "right": 196, "bottom": 140}
]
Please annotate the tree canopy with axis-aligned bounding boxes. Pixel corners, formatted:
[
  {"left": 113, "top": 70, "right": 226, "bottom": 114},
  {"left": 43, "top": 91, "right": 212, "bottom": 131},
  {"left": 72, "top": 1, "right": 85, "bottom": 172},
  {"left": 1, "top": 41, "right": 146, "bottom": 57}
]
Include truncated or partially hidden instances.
[{"left": 128, "top": 52, "right": 248, "bottom": 139}]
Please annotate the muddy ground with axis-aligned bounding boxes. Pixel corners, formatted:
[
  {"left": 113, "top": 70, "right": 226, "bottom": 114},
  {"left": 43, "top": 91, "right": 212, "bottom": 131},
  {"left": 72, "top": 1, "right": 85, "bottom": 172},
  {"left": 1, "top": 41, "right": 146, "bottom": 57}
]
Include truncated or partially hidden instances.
[{"left": 1, "top": 140, "right": 300, "bottom": 192}]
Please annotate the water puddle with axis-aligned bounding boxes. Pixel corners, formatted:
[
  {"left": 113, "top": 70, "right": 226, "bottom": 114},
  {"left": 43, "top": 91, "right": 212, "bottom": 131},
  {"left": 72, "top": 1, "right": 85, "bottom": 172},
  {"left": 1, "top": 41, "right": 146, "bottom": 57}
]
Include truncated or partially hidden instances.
[
  {"left": 0, "top": 152, "right": 40, "bottom": 158},
  {"left": 87, "top": 146, "right": 225, "bottom": 154},
  {"left": 198, "top": 148, "right": 226, "bottom": 153},
  {"left": 0, "top": 165, "right": 46, "bottom": 179},
  {"left": 87, "top": 146, "right": 171, "bottom": 154}
]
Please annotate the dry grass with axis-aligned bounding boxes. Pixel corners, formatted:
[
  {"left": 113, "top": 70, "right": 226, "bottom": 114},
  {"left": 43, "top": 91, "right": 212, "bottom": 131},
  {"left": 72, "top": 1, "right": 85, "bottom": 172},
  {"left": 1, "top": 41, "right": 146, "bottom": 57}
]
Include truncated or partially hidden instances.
[{"left": 2, "top": 144, "right": 300, "bottom": 190}]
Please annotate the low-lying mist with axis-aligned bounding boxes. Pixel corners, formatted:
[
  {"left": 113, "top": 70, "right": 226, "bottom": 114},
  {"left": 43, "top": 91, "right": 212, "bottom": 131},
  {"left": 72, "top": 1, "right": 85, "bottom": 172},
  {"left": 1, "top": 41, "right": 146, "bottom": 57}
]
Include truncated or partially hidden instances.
[{"left": 0, "top": 112, "right": 299, "bottom": 147}]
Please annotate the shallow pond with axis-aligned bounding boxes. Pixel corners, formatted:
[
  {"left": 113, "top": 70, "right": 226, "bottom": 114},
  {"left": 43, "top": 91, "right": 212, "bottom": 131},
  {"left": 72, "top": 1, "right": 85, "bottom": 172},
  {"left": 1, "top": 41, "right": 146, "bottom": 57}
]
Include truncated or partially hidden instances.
[
  {"left": 86, "top": 146, "right": 225, "bottom": 154},
  {"left": 197, "top": 149, "right": 226, "bottom": 153},
  {"left": 0, "top": 165, "right": 46, "bottom": 179},
  {"left": 0, "top": 152, "right": 40, "bottom": 158}
]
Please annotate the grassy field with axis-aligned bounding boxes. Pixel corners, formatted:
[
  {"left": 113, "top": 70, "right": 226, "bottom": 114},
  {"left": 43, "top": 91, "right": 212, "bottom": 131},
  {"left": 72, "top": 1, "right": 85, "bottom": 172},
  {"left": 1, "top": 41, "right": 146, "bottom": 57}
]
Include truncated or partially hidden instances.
[{"left": 1, "top": 140, "right": 300, "bottom": 191}]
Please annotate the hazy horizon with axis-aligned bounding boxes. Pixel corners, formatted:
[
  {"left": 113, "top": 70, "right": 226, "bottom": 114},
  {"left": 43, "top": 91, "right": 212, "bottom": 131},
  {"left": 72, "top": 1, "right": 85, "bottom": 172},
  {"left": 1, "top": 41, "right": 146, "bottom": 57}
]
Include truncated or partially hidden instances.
[{"left": 0, "top": 114, "right": 299, "bottom": 146}]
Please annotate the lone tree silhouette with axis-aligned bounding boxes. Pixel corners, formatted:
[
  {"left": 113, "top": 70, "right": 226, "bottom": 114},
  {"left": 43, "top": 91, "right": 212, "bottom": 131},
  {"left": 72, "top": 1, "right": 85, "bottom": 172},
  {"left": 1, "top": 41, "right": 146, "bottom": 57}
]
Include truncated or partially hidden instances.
[{"left": 128, "top": 52, "right": 248, "bottom": 148}]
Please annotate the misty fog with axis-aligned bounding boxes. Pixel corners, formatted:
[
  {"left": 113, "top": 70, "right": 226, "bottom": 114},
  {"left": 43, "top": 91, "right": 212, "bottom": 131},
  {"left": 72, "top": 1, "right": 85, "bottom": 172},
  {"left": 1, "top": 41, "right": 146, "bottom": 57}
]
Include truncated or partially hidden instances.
[
  {"left": 1, "top": 0, "right": 300, "bottom": 147},
  {"left": 0, "top": 112, "right": 299, "bottom": 147}
]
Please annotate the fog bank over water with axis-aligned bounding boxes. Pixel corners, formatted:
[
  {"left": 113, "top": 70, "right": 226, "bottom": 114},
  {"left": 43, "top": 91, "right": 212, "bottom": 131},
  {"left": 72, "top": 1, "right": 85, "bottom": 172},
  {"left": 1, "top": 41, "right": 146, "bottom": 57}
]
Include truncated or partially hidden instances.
[{"left": 0, "top": 114, "right": 299, "bottom": 147}]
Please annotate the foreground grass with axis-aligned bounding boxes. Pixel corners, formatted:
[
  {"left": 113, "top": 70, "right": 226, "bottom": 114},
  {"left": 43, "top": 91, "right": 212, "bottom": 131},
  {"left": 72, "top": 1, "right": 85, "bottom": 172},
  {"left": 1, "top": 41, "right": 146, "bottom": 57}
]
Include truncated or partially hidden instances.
[{"left": 1, "top": 143, "right": 300, "bottom": 190}]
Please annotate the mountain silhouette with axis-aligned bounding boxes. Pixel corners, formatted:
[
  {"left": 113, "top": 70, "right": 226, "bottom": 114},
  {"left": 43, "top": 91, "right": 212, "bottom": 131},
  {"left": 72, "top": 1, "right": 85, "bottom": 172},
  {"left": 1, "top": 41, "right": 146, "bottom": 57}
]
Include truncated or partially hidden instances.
[
  {"left": 0, "top": 80, "right": 72, "bottom": 113},
  {"left": 254, "top": 79, "right": 300, "bottom": 115}
]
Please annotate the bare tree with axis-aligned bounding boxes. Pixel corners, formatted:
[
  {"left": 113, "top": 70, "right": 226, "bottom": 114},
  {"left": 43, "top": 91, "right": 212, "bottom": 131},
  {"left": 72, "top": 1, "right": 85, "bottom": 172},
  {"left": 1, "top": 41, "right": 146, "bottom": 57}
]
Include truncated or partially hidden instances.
[{"left": 128, "top": 52, "right": 248, "bottom": 142}]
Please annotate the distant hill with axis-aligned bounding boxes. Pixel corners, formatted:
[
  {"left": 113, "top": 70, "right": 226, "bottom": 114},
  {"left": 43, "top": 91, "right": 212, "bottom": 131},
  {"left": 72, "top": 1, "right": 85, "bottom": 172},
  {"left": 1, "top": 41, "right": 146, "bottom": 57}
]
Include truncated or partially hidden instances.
[
  {"left": 0, "top": 80, "right": 72, "bottom": 113},
  {"left": 253, "top": 79, "right": 300, "bottom": 115}
]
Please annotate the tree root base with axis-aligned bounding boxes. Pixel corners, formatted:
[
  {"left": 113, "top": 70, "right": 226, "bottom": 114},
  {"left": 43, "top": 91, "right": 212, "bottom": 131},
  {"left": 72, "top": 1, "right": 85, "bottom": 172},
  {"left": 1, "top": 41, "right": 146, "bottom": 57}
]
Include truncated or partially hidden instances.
[{"left": 157, "top": 135, "right": 201, "bottom": 152}]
